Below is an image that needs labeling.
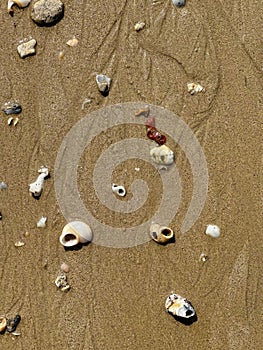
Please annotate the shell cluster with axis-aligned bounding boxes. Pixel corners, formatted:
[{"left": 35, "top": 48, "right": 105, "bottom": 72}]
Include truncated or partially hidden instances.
[
  {"left": 150, "top": 145, "right": 174, "bottom": 165},
  {"left": 29, "top": 166, "right": 49, "bottom": 197},
  {"left": 149, "top": 223, "right": 174, "bottom": 244},
  {"left": 59, "top": 221, "right": 93, "bottom": 247},
  {"left": 31, "top": 0, "right": 64, "bottom": 26},
  {"left": 165, "top": 293, "right": 195, "bottom": 318}
]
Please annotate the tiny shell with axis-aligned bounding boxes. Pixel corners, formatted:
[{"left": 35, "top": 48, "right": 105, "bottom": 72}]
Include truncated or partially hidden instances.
[
  {"left": 150, "top": 145, "right": 174, "bottom": 165},
  {"left": 61, "top": 262, "right": 70, "bottom": 273},
  {"left": 31, "top": 0, "right": 64, "bottom": 26},
  {"left": 165, "top": 293, "right": 195, "bottom": 318},
  {"left": 0, "top": 316, "right": 7, "bottom": 332},
  {"left": 8, "top": 117, "right": 13, "bottom": 125},
  {"left": 205, "top": 224, "right": 220, "bottom": 238},
  {"left": 81, "top": 98, "right": 91, "bottom": 110},
  {"left": 172, "top": 0, "right": 185, "bottom": 7},
  {"left": 149, "top": 223, "right": 174, "bottom": 244},
  {"left": 13, "top": 117, "right": 19, "bottom": 126},
  {"left": 37, "top": 216, "right": 47, "bottom": 228},
  {"left": 187, "top": 82, "right": 204, "bottom": 95},
  {"left": 8, "top": 0, "right": 30, "bottom": 13},
  {"left": 66, "top": 37, "right": 78, "bottom": 47},
  {"left": 14, "top": 241, "right": 25, "bottom": 247},
  {"left": 112, "top": 183, "right": 126, "bottom": 197},
  {"left": 134, "top": 21, "right": 145, "bottom": 32},
  {"left": 1, "top": 101, "right": 22, "bottom": 115},
  {"left": 6, "top": 315, "right": 21, "bottom": 333},
  {"left": 17, "top": 39, "right": 37, "bottom": 58},
  {"left": 96, "top": 74, "right": 111, "bottom": 94},
  {"left": 199, "top": 253, "right": 208, "bottom": 262},
  {"left": 59, "top": 221, "right": 93, "bottom": 247}
]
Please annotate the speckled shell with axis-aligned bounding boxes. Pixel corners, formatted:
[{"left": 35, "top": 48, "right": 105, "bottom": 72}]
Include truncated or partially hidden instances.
[
  {"left": 165, "top": 293, "right": 195, "bottom": 318},
  {"left": 59, "top": 221, "right": 93, "bottom": 247},
  {"left": 149, "top": 223, "right": 174, "bottom": 244},
  {"left": 150, "top": 145, "right": 174, "bottom": 165}
]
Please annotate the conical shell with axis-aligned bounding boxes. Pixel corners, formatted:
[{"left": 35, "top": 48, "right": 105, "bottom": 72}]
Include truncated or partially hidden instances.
[
  {"left": 150, "top": 223, "right": 174, "bottom": 244},
  {"left": 150, "top": 145, "right": 174, "bottom": 165},
  {"left": 59, "top": 221, "right": 92, "bottom": 247},
  {"left": 165, "top": 293, "right": 195, "bottom": 318}
]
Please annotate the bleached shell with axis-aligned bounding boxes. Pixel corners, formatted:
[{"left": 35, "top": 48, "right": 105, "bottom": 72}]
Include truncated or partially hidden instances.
[
  {"left": 172, "top": 0, "right": 185, "bottom": 7},
  {"left": 8, "top": 0, "right": 30, "bottom": 13},
  {"left": 29, "top": 173, "right": 45, "bottom": 197},
  {"left": 165, "top": 293, "right": 195, "bottom": 318},
  {"left": 66, "top": 37, "right": 78, "bottom": 47},
  {"left": 134, "top": 21, "right": 145, "bottom": 31},
  {"left": 37, "top": 216, "right": 47, "bottom": 228},
  {"left": 59, "top": 221, "right": 93, "bottom": 247},
  {"left": 205, "top": 224, "right": 220, "bottom": 238},
  {"left": 149, "top": 223, "right": 174, "bottom": 244},
  {"left": 150, "top": 145, "right": 174, "bottom": 165},
  {"left": 17, "top": 39, "right": 37, "bottom": 58},
  {"left": 112, "top": 183, "right": 126, "bottom": 197},
  {"left": 0, "top": 316, "right": 7, "bottom": 332},
  {"left": 96, "top": 74, "right": 111, "bottom": 93}
]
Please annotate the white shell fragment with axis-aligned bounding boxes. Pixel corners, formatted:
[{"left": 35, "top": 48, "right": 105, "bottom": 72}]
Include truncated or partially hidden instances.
[
  {"left": 66, "top": 37, "right": 78, "bottom": 47},
  {"left": 8, "top": 0, "right": 30, "bottom": 13},
  {"left": 59, "top": 221, "right": 93, "bottom": 247},
  {"left": 0, "top": 182, "right": 8, "bottom": 189},
  {"left": 187, "top": 82, "right": 204, "bottom": 95},
  {"left": 134, "top": 21, "right": 145, "bottom": 32},
  {"left": 37, "top": 216, "right": 47, "bottom": 228},
  {"left": 55, "top": 272, "right": 70, "bottom": 292},
  {"left": 17, "top": 39, "right": 37, "bottom": 58},
  {"left": 205, "top": 224, "right": 220, "bottom": 238},
  {"left": 14, "top": 241, "right": 25, "bottom": 247},
  {"left": 29, "top": 166, "right": 49, "bottom": 197},
  {"left": 112, "top": 183, "right": 126, "bottom": 197},
  {"left": 165, "top": 293, "right": 195, "bottom": 318},
  {"left": 96, "top": 74, "right": 111, "bottom": 94},
  {"left": 149, "top": 223, "right": 174, "bottom": 244},
  {"left": 1, "top": 101, "right": 22, "bottom": 115},
  {"left": 172, "top": 0, "right": 185, "bottom": 7},
  {"left": 150, "top": 145, "right": 174, "bottom": 165}
]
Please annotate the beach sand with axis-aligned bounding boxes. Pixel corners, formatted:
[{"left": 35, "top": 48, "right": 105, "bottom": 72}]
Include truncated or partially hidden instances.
[{"left": 0, "top": 1, "right": 262, "bottom": 349}]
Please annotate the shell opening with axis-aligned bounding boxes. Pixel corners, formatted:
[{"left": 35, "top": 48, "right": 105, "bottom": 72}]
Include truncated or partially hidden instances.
[
  {"left": 161, "top": 228, "right": 172, "bottom": 236},
  {"left": 63, "top": 233, "right": 77, "bottom": 243}
]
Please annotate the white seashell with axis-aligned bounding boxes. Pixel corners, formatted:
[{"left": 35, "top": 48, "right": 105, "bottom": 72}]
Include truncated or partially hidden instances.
[
  {"left": 149, "top": 223, "right": 174, "bottom": 244},
  {"left": 96, "top": 74, "right": 111, "bottom": 94},
  {"left": 37, "top": 216, "right": 47, "bottom": 228},
  {"left": 29, "top": 167, "right": 49, "bottom": 197},
  {"left": 112, "top": 183, "right": 126, "bottom": 197},
  {"left": 205, "top": 224, "right": 220, "bottom": 238},
  {"left": 150, "top": 145, "right": 174, "bottom": 165},
  {"left": 134, "top": 21, "right": 145, "bottom": 32},
  {"left": 38, "top": 166, "right": 49, "bottom": 176},
  {"left": 66, "top": 37, "right": 78, "bottom": 47},
  {"left": 8, "top": 0, "right": 30, "bottom": 13},
  {"left": 7, "top": 117, "right": 13, "bottom": 125},
  {"left": 81, "top": 98, "right": 91, "bottom": 110},
  {"left": 165, "top": 293, "right": 195, "bottom": 318},
  {"left": 187, "top": 82, "right": 204, "bottom": 95},
  {"left": 172, "top": 0, "right": 185, "bottom": 7},
  {"left": 59, "top": 221, "right": 93, "bottom": 247},
  {"left": 17, "top": 39, "right": 37, "bottom": 58}
]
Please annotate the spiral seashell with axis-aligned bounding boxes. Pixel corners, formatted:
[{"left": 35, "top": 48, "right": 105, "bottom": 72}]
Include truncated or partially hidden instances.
[
  {"left": 59, "top": 221, "right": 93, "bottom": 247},
  {"left": 0, "top": 316, "right": 7, "bottom": 332},
  {"left": 149, "top": 223, "right": 174, "bottom": 244},
  {"left": 8, "top": 0, "right": 30, "bottom": 13},
  {"left": 150, "top": 145, "right": 174, "bottom": 165},
  {"left": 165, "top": 293, "right": 195, "bottom": 318}
]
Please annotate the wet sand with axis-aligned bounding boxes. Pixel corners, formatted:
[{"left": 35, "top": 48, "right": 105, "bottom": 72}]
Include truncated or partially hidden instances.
[{"left": 0, "top": 1, "right": 262, "bottom": 349}]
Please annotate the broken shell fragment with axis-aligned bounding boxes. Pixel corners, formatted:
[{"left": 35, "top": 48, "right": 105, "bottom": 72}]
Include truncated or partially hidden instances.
[
  {"left": 66, "top": 37, "right": 78, "bottom": 47},
  {"left": 0, "top": 316, "right": 7, "bottom": 333},
  {"left": 6, "top": 315, "right": 21, "bottom": 333},
  {"left": 29, "top": 167, "right": 49, "bottom": 197},
  {"left": 55, "top": 272, "right": 70, "bottom": 291},
  {"left": 150, "top": 223, "right": 174, "bottom": 244},
  {"left": 172, "top": 0, "right": 185, "bottom": 7},
  {"left": 37, "top": 216, "right": 47, "bottom": 228},
  {"left": 17, "top": 39, "right": 37, "bottom": 58},
  {"left": 165, "top": 293, "right": 195, "bottom": 318},
  {"left": 14, "top": 241, "right": 25, "bottom": 247},
  {"left": 134, "top": 21, "right": 145, "bottom": 32},
  {"left": 59, "top": 221, "right": 93, "bottom": 247},
  {"left": 8, "top": 0, "right": 30, "bottom": 13},
  {"left": 1, "top": 101, "right": 22, "bottom": 115},
  {"left": 187, "top": 82, "right": 204, "bottom": 95},
  {"left": 112, "top": 183, "right": 126, "bottom": 197},
  {"left": 96, "top": 74, "right": 111, "bottom": 95},
  {"left": 205, "top": 224, "right": 220, "bottom": 238},
  {"left": 0, "top": 182, "right": 8, "bottom": 189},
  {"left": 135, "top": 106, "right": 150, "bottom": 118},
  {"left": 31, "top": 0, "right": 64, "bottom": 26},
  {"left": 150, "top": 145, "right": 174, "bottom": 165}
]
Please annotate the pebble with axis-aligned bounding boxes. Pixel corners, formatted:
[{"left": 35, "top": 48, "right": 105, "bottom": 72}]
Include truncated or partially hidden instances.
[
  {"left": 66, "top": 37, "right": 78, "bottom": 47},
  {"left": 14, "top": 241, "right": 25, "bottom": 247},
  {"left": 37, "top": 216, "right": 47, "bottom": 228},
  {"left": 199, "top": 253, "right": 208, "bottom": 262},
  {"left": 150, "top": 145, "right": 174, "bottom": 165},
  {"left": 172, "top": 0, "right": 185, "bottom": 7},
  {"left": 205, "top": 224, "right": 220, "bottom": 238},
  {"left": 0, "top": 182, "right": 8, "bottom": 190},
  {"left": 134, "top": 21, "right": 145, "bottom": 32},
  {"left": 1, "top": 101, "right": 22, "bottom": 115},
  {"left": 31, "top": 0, "right": 64, "bottom": 26},
  {"left": 60, "top": 262, "right": 70, "bottom": 273},
  {"left": 17, "top": 39, "right": 37, "bottom": 58}
]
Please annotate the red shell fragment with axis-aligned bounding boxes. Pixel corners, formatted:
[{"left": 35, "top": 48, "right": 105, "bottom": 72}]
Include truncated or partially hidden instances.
[{"left": 146, "top": 127, "right": 166, "bottom": 145}]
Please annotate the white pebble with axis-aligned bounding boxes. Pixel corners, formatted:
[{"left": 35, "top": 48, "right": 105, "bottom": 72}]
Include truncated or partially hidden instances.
[{"left": 205, "top": 224, "right": 220, "bottom": 238}]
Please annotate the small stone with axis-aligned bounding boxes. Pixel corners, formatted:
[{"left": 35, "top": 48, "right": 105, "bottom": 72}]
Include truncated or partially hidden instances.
[
  {"left": 205, "top": 224, "right": 220, "bottom": 238},
  {"left": 134, "top": 21, "right": 145, "bottom": 32},
  {"left": 8, "top": 117, "right": 13, "bottom": 125},
  {"left": 66, "top": 36, "right": 78, "bottom": 47},
  {"left": 96, "top": 74, "right": 111, "bottom": 95},
  {"left": 199, "top": 253, "right": 208, "bottom": 262},
  {"left": 17, "top": 39, "right": 36, "bottom": 58},
  {"left": 61, "top": 262, "right": 70, "bottom": 273},
  {"left": 37, "top": 216, "right": 47, "bottom": 228},
  {"left": 0, "top": 182, "right": 8, "bottom": 189},
  {"left": 31, "top": 0, "right": 64, "bottom": 26}
]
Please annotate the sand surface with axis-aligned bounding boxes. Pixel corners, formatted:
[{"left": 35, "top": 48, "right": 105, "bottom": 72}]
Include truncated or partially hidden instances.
[{"left": 0, "top": 1, "right": 262, "bottom": 349}]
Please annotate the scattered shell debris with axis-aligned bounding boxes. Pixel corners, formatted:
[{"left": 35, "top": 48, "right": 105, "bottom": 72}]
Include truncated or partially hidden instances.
[
  {"left": 165, "top": 293, "right": 195, "bottom": 319},
  {"left": 29, "top": 166, "right": 49, "bottom": 197},
  {"left": 112, "top": 183, "right": 126, "bottom": 197},
  {"left": 150, "top": 145, "right": 174, "bottom": 165},
  {"left": 1, "top": 101, "right": 22, "bottom": 115},
  {"left": 8, "top": 0, "right": 30, "bottom": 14},
  {"left": 0, "top": 182, "right": 8, "bottom": 190},
  {"left": 55, "top": 272, "right": 70, "bottom": 291},
  {"left": 149, "top": 223, "right": 174, "bottom": 244},
  {"left": 59, "top": 221, "right": 93, "bottom": 247},
  {"left": 96, "top": 74, "right": 111, "bottom": 95},
  {"left": 172, "top": 0, "right": 186, "bottom": 7},
  {"left": 134, "top": 106, "right": 150, "bottom": 118},
  {"left": 187, "top": 82, "right": 204, "bottom": 95},
  {"left": 205, "top": 224, "right": 220, "bottom": 238},
  {"left": 199, "top": 253, "right": 208, "bottom": 262},
  {"left": 60, "top": 262, "right": 70, "bottom": 273},
  {"left": 134, "top": 21, "right": 145, "bottom": 32},
  {"left": 0, "top": 316, "right": 7, "bottom": 333},
  {"left": 31, "top": 0, "right": 64, "bottom": 26},
  {"left": 17, "top": 38, "right": 37, "bottom": 58},
  {"left": 6, "top": 315, "right": 21, "bottom": 333},
  {"left": 14, "top": 241, "right": 25, "bottom": 247},
  {"left": 81, "top": 98, "right": 91, "bottom": 110},
  {"left": 66, "top": 36, "right": 78, "bottom": 47},
  {"left": 37, "top": 216, "right": 47, "bottom": 228}
]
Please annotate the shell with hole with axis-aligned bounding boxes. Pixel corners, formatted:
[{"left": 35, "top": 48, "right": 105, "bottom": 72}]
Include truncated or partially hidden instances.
[
  {"left": 149, "top": 223, "right": 174, "bottom": 244},
  {"left": 165, "top": 293, "right": 195, "bottom": 318},
  {"left": 112, "top": 183, "right": 126, "bottom": 197},
  {"left": 8, "top": 0, "right": 30, "bottom": 13},
  {"left": 59, "top": 221, "right": 93, "bottom": 247}
]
